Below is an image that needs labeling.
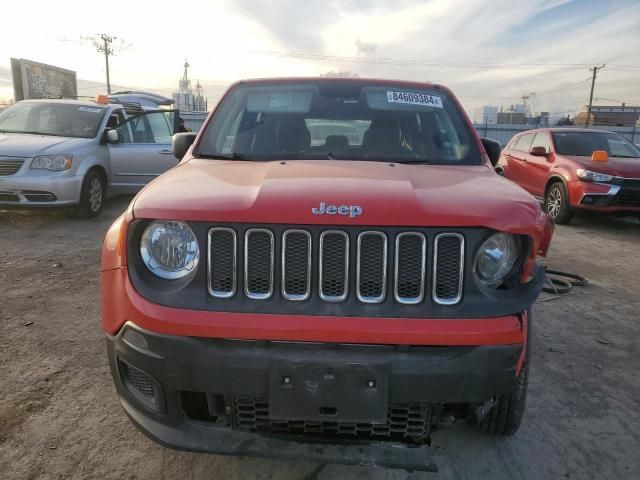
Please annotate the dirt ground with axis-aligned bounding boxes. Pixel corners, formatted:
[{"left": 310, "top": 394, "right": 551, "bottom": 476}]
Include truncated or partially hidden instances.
[{"left": 1, "top": 196, "right": 639, "bottom": 480}]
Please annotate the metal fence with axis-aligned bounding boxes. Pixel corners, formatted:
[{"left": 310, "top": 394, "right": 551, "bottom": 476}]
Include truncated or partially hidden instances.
[{"left": 474, "top": 123, "right": 639, "bottom": 147}]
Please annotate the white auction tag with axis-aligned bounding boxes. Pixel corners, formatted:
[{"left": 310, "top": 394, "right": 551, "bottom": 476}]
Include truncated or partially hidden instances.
[{"left": 386, "top": 91, "right": 443, "bottom": 108}]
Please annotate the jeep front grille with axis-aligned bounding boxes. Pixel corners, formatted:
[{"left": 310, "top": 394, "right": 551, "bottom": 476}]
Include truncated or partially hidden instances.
[
  {"left": 0, "top": 158, "right": 25, "bottom": 176},
  {"left": 207, "top": 227, "right": 465, "bottom": 306}
]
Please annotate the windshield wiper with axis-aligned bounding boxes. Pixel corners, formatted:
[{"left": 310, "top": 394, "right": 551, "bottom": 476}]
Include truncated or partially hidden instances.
[
  {"left": 196, "top": 152, "right": 254, "bottom": 161},
  {"left": 327, "top": 152, "right": 336, "bottom": 160}
]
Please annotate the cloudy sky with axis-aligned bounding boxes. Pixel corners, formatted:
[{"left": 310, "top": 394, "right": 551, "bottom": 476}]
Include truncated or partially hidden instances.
[{"left": 1, "top": 0, "right": 639, "bottom": 118}]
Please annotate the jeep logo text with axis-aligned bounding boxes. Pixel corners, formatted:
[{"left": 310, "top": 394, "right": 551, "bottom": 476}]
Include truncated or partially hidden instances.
[{"left": 312, "top": 202, "right": 363, "bottom": 218}]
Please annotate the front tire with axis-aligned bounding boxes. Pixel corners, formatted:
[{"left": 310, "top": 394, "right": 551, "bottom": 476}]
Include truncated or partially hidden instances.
[
  {"left": 73, "top": 170, "right": 105, "bottom": 218},
  {"left": 545, "top": 182, "right": 573, "bottom": 224},
  {"left": 478, "top": 311, "right": 531, "bottom": 436}
]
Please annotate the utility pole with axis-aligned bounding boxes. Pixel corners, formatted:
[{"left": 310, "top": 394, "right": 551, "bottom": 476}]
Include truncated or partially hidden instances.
[
  {"left": 81, "top": 34, "right": 129, "bottom": 94},
  {"left": 586, "top": 65, "right": 605, "bottom": 127}
]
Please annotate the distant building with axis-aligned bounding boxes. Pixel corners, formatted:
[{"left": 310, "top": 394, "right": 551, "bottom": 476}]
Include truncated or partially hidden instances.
[
  {"left": 497, "top": 111, "right": 527, "bottom": 125},
  {"left": 574, "top": 105, "right": 640, "bottom": 127},
  {"left": 172, "top": 61, "right": 208, "bottom": 112},
  {"left": 481, "top": 105, "right": 498, "bottom": 125}
]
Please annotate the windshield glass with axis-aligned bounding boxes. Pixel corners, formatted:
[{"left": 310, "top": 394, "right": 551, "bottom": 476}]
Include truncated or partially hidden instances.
[
  {"left": 552, "top": 131, "right": 640, "bottom": 158},
  {"left": 196, "top": 80, "right": 482, "bottom": 164},
  {"left": 0, "top": 102, "right": 107, "bottom": 139}
]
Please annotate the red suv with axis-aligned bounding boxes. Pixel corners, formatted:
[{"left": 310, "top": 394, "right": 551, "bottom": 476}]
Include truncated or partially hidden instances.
[
  {"left": 497, "top": 128, "right": 640, "bottom": 224},
  {"left": 102, "top": 78, "right": 553, "bottom": 470}
]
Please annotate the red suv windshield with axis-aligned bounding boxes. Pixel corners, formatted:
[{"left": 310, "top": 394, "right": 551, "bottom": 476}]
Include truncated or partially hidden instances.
[
  {"left": 552, "top": 131, "right": 640, "bottom": 158},
  {"left": 196, "top": 80, "right": 482, "bottom": 165}
]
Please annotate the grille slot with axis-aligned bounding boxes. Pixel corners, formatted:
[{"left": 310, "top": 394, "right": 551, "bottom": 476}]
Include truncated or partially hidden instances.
[
  {"left": 282, "top": 230, "right": 312, "bottom": 301},
  {"left": 614, "top": 186, "right": 640, "bottom": 206},
  {"left": 0, "top": 192, "right": 20, "bottom": 202},
  {"left": 356, "top": 232, "right": 387, "bottom": 303},
  {"left": 208, "top": 228, "right": 237, "bottom": 298},
  {"left": 233, "top": 396, "right": 431, "bottom": 441},
  {"left": 395, "top": 233, "right": 426, "bottom": 304},
  {"left": 433, "top": 233, "right": 464, "bottom": 305},
  {"left": 319, "top": 231, "right": 349, "bottom": 302},
  {"left": 0, "top": 158, "right": 24, "bottom": 176},
  {"left": 244, "top": 229, "right": 275, "bottom": 299}
]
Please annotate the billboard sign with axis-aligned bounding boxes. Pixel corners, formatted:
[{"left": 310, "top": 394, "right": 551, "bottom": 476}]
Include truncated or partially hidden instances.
[{"left": 10, "top": 58, "right": 77, "bottom": 101}]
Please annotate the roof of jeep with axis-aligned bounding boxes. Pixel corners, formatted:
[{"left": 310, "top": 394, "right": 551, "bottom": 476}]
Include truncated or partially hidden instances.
[
  {"left": 232, "top": 76, "right": 446, "bottom": 91},
  {"left": 518, "top": 127, "right": 620, "bottom": 135}
]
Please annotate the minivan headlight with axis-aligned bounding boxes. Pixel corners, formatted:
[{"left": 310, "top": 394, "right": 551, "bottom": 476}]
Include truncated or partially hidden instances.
[
  {"left": 140, "top": 221, "right": 199, "bottom": 280},
  {"left": 31, "top": 155, "right": 73, "bottom": 171},
  {"left": 474, "top": 232, "right": 519, "bottom": 287}
]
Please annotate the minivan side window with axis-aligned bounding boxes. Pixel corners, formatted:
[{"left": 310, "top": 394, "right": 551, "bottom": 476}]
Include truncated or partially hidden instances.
[
  {"left": 531, "top": 133, "right": 551, "bottom": 153},
  {"left": 513, "top": 133, "right": 535, "bottom": 152}
]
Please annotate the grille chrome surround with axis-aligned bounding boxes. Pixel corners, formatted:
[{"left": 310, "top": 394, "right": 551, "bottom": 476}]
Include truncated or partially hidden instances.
[
  {"left": 281, "top": 229, "right": 312, "bottom": 301},
  {"left": 207, "top": 228, "right": 237, "bottom": 298},
  {"left": 319, "top": 230, "right": 349, "bottom": 302},
  {"left": 394, "top": 232, "right": 426, "bottom": 304},
  {"left": 356, "top": 231, "right": 388, "bottom": 303},
  {"left": 244, "top": 229, "right": 275, "bottom": 300},
  {"left": 432, "top": 233, "right": 465, "bottom": 305},
  {"left": 205, "top": 226, "right": 467, "bottom": 307}
]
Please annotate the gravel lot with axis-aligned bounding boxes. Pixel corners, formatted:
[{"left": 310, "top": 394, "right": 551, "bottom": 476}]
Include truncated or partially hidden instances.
[{"left": 1, "top": 197, "right": 639, "bottom": 480}]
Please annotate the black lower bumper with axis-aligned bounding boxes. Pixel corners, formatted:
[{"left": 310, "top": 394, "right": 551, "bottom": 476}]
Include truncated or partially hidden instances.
[{"left": 106, "top": 322, "right": 522, "bottom": 470}]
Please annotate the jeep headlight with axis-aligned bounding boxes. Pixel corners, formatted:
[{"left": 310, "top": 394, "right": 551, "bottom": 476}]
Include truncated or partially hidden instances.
[
  {"left": 474, "top": 232, "right": 520, "bottom": 287},
  {"left": 576, "top": 169, "right": 614, "bottom": 183},
  {"left": 140, "top": 221, "right": 199, "bottom": 280},
  {"left": 31, "top": 155, "right": 73, "bottom": 171}
]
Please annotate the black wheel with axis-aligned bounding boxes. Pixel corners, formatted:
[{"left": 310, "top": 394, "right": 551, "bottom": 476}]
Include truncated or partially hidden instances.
[
  {"left": 478, "top": 311, "right": 531, "bottom": 436},
  {"left": 544, "top": 182, "right": 573, "bottom": 224},
  {"left": 73, "top": 170, "right": 105, "bottom": 218}
]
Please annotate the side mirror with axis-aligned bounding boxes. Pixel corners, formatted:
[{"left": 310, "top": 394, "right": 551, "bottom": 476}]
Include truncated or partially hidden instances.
[
  {"left": 481, "top": 137, "right": 502, "bottom": 167},
  {"left": 104, "top": 129, "right": 119, "bottom": 144},
  {"left": 529, "top": 146, "right": 548, "bottom": 157},
  {"left": 173, "top": 132, "right": 197, "bottom": 160}
]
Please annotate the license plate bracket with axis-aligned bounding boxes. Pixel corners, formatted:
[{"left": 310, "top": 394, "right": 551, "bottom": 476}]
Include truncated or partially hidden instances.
[{"left": 269, "top": 361, "right": 389, "bottom": 423}]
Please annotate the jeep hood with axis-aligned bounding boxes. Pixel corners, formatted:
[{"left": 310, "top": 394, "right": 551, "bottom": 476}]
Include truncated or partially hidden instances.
[
  {"left": 0, "top": 133, "right": 91, "bottom": 157},
  {"left": 133, "top": 159, "right": 543, "bottom": 235}
]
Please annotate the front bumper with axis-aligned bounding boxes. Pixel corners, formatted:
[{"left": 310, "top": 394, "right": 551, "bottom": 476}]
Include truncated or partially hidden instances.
[
  {"left": 0, "top": 172, "right": 82, "bottom": 207},
  {"left": 106, "top": 321, "right": 522, "bottom": 468},
  {"left": 572, "top": 179, "right": 640, "bottom": 213}
]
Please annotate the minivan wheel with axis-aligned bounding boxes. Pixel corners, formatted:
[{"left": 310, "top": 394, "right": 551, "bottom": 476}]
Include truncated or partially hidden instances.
[
  {"left": 545, "top": 182, "right": 573, "bottom": 224},
  {"left": 73, "top": 170, "right": 105, "bottom": 218}
]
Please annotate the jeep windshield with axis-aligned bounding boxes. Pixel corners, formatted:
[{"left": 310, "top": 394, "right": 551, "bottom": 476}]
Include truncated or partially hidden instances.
[
  {"left": 552, "top": 131, "right": 640, "bottom": 159},
  {"left": 0, "top": 101, "right": 107, "bottom": 139},
  {"left": 195, "top": 80, "right": 483, "bottom": 164}
]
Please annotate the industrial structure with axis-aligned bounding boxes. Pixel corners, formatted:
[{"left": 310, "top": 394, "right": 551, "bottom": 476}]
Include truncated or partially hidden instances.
[{"left": 172, "top": 61, "right": 208, "bottom": 112}]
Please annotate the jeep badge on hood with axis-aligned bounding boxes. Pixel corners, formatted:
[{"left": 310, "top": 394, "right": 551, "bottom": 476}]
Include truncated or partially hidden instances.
[{"left": 312, "top": 202, "right": 363, "bottom": 218}]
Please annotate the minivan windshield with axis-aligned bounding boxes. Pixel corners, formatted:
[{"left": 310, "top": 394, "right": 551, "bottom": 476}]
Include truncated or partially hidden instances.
[
  {"left": 0, "top": 102, "right": 107, "bottom": 139},
  {"left": 196, "top": 80, "right": 482, "bottom": 164},
  {"left": 552, "top": 131, "right": 640, "bottom": 158}
]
